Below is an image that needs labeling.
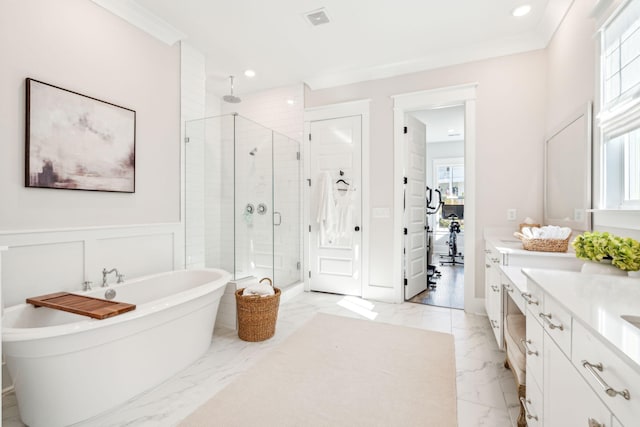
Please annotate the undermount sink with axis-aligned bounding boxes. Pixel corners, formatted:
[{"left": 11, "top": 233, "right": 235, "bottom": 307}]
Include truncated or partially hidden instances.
[{"left": 621, "top": 315, "right": 640, "bottom": 330}]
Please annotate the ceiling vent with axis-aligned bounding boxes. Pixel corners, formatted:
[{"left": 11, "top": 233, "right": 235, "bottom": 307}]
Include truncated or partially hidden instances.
[{"left": 304, "top": 8, "right": 331, "bottom": 26}]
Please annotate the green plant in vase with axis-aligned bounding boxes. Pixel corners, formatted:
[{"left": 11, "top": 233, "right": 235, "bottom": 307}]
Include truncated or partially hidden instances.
[{"left": 572, "top": 231, "right": 640, "bottom": 272}]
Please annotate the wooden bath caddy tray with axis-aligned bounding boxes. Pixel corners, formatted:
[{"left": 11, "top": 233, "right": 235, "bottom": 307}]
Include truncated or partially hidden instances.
[{"left": 26, "top": 292, "right": 136, "bottom": 320}]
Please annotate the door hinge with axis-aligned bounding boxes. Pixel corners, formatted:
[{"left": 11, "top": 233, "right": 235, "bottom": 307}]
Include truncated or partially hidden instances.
[
  {"left": 308, "top": 133, "right": 312, "bottom": 141},
  {"left": 308, "top": 271, "right": 311, "bottom": 278},
  {"left": 403, "top": 126, "right": 408, "bottom": 134},
  {"left": 309, "top": 225, "right": 311, "bottom": 232},
  {"left": 404, "top": 228, "right": 408, "bottom": 235},
  {"left": 307, "top": 178, "right": 311, "bottom": 186},
  {"left": 296, "top": 261, "right": 301, "bottom": 270},
  {"left": 184, "top": 137, "right": 190, "bottom": 143},
  {"left": 296, "top": 151, "right": 300, "bottom": 160},
  {"left": 404, "top": 176, "right": 408, "bottom": 184},
  {"left": 404, "top": 278, "right": 408, "bottom": 286}
]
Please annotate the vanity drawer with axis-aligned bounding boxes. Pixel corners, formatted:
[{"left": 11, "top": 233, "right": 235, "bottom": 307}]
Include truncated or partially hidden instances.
[
  {"left": 502, "top": 277, "right": 524, "bottom": 313},
  {"left": 484, "top": 244, "right": 502, "bottom": 266},
  {"left": 572, "top": 321, "right": 640, "bottom": 427},
  {"left": 525, "top": 310, "right": 544, "bottom": 385},
  {"left": 523, "top": 280, "right": 544, "bottom": 324},
  {"left": 524, "top": 370, "right": 543, "bottom": 427},
  {"left": 540, "top": 295, "right": 572, "bottom": 357}
]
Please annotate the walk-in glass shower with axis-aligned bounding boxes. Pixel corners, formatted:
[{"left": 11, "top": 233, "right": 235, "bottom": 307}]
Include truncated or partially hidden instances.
[{"left": 185, "top": 114, "right": 301, "bottom": 288}]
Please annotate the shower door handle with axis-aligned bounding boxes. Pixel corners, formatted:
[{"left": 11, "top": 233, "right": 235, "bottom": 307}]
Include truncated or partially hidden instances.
[{"left": 274, "top": 211, "right": 282, "bottom": 226}]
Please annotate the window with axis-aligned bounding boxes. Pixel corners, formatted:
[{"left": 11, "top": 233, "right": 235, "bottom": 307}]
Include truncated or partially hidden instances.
[
  {"left": 599, "top": 0, "right": 640, "bottom": 209},
  {"left": 604, "top": 128, "right": 640, "bottom": 207},
  {"left": 436, "top": 163, "right": 464, "bottom": 199}
]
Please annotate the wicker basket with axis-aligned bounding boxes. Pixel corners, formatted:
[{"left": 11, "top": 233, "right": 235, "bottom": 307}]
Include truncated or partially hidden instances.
[
  {"left": 235, "top": 278, "right": 280, "bottom": 342},
  {"left": 513, "top": 232, "right": 570, "bottom": 253}
]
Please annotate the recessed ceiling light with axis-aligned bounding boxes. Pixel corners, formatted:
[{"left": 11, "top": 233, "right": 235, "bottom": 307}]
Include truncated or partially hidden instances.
[
  {"left": 512, "top": 5, "right": 532, "bottom": 17},
  {"left": 244, "top": 69, "right": 256, "bottom": 78}
]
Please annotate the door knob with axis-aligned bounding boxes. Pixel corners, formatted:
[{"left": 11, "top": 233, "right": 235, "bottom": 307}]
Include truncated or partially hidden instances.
[{"left": 355, "top": 226, "right": 360, "bottom": 231}]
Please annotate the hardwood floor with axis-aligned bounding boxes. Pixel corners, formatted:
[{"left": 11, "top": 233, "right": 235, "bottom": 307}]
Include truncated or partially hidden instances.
[{"left": 408, "top": 263, "right": 464, "bottom": 309}]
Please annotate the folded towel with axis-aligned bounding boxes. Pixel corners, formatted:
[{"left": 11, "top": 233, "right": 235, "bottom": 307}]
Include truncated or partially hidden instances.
[
  {"left": 520, "top": 225, "right": 571, "bottom": 240},
  {"left": 242, "top": 281, "right": 275, "bottom": 297}
]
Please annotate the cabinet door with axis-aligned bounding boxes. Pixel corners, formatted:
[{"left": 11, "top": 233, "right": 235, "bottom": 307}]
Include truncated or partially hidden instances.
[{"left": 543, "top": 333, "right": 612, "bottom": 427}]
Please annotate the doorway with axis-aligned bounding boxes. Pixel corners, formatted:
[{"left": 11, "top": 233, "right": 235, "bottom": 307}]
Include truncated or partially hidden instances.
[
  {"left": 393, "top": 83, "right": 480, "bottom": 313},
  {"left": 403, "top": 106, "right": 465, "bottom": 309}
]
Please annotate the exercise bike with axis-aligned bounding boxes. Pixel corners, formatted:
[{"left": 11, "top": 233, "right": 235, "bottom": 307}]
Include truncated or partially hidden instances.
[{"left": 440, "top": 213, "right": 464, "bottom": 266}]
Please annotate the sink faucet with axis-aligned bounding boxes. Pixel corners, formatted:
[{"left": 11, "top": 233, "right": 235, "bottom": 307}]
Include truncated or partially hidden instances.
[{"left": 102, "top": 268, "right": 125, "bottom": 287}]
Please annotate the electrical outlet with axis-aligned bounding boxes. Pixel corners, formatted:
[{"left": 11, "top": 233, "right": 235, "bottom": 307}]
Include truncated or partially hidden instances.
[{"left": 507, "top": 209, "right": 517, "bottom": 221}]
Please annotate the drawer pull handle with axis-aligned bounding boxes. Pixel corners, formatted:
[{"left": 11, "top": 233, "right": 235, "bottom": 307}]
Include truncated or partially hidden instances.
[
  {"left": 490, "top": 319, "right": 499, "bottom": 329},
  {"left": 504, "top": 284, "right": 514, "bottom": 293},
  {"left": 491, "top": 285, "right": 500, "bottom": 292},
  {"left": 539, "top": 312, "right": 564, "bottom": 331},
  {"left": 581, "top": 360, "right": 631, "bottom": 400},
  {"left": 491, "top": 257, "right": 500, "bottom": 263},
  {"left": 485, "top": 264, "right": 491, "bottom": 268},
  {"left": 520, "top": 339, "right": 538, "bottom": 356},
  {"left": 519, "top": 397, "right": 538, "bottom": 421},
  {"left": 521, "top": 292, "right": 539, "bottom": 305},
  {"left": 484, "top": 249, "right": 491, "bottom": 254}
]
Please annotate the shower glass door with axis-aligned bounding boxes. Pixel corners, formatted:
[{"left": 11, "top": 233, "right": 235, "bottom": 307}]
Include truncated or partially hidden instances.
[
  {"left": 233, "top": 115, "right": 274, "bottom": 281},
  {"left": 273, "top": 131, "right": 301, "bottom": 287},
  {"left": 184, "top": 113, "right": 301, "bottom": 288}
]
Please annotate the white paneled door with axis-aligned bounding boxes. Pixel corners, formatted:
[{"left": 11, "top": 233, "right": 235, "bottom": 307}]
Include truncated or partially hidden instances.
[
  {"left": 309, "top": 116, "right": 362, "bottom": 296},
  {"left": 404, "top": 115, "right": 427, "bottom": 299}
]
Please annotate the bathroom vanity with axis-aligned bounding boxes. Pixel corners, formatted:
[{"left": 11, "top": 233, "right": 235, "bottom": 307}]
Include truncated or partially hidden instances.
[
  {"left": 520, "top": 269, "right": 640, "bottom": 426},
  {"left": 484, "top": 235, "right": 640, "bottom": 426}
]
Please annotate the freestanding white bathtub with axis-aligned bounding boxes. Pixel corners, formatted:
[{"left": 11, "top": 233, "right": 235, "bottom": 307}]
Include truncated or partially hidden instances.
[{"left": 2, "top": 268, "right": 231, "bottom": 427}]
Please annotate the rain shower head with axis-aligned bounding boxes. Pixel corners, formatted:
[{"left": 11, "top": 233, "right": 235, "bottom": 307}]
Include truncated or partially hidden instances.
[
  {"left": 223, "top": 76, "right": 241, "bottom": 103},
  {"left": 249, "top": 147, "right": 258, "bottom": 156}
]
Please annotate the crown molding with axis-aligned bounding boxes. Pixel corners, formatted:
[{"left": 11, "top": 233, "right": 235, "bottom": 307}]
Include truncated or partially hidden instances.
[{"left": 91, "top": 0, "right": 186, "bottom": 46}]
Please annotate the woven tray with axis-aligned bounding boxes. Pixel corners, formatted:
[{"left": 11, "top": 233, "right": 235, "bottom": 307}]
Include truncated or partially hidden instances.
[
  {"left": 235, "top": 278, "right": 281, "bottom": 342},
  {"left": 513, "top": 232, "right": 570, "bottom": 253}
]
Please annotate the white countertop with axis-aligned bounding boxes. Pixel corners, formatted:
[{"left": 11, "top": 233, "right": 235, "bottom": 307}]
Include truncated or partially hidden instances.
[
  {"left": 501, "top": 265, "right": 528, "bottom": 293},
  {"left": 523, "top": 268, "right": 640, "bottom": 371}
]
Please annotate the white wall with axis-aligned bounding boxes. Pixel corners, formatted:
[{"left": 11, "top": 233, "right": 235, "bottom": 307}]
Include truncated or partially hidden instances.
[
  {"left": 545, "top": 0, "right": 596, "bottom": 133},
  {"left": 0, "top": 0, "right": 180, "bottom": 230},
  {"left": 306, "top": 50, "right": 547, "bottom": 298},
  {"left": 0, "top": 0, "right": 182, "bottom": 307}
]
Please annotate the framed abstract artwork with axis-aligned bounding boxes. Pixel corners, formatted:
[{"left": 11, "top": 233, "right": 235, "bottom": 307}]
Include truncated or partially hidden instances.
[{"left": 25, "top": 78, "right": 136, "bottom": 193}]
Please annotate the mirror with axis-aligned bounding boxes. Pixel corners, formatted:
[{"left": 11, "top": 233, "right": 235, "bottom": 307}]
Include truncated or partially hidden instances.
[{"left": 544, "top": 102, "right": 592, "bottom": 231}]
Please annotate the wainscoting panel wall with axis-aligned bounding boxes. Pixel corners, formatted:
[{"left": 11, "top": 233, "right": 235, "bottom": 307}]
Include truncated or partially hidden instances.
[
  {"left": 0, "top": 223, "right": 183, "bottom": 308},
  {"left": 2, "top": 241, "right": 85, "bottom": 307}
]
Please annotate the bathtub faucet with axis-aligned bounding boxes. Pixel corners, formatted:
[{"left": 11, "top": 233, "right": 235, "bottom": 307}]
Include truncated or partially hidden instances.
[{"left": 102, "top": 268, "right": 125, "bottom": 287}]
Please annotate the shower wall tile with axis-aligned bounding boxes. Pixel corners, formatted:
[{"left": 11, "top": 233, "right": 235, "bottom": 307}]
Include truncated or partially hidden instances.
[
  {"left": 220, "top": 84, "right": 304, "bottom": 142},
  {"left": 181, "top": 42, "right": 206, "bottom": 269}
]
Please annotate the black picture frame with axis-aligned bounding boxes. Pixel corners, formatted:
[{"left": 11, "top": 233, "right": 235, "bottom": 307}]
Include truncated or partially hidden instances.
[{"left": 25, "top": 78, "right": 136, "bottom": 193}]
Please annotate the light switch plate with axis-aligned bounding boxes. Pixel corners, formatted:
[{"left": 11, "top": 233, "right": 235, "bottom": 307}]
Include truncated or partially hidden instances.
[{"left": 507, "top": 209, "right": 517, "bottom": 221}]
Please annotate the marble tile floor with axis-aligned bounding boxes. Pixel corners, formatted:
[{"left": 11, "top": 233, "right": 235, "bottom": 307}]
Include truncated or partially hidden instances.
[{"left": 3, "top": 291, "right": 518, "bottom": 426}]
